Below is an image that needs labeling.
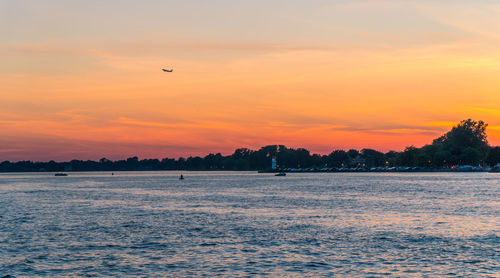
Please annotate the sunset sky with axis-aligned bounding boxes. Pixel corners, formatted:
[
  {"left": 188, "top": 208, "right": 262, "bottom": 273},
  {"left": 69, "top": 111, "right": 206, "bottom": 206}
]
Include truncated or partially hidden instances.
[{"left": 1, "top": 0, "right": 500, "bottom": 161}]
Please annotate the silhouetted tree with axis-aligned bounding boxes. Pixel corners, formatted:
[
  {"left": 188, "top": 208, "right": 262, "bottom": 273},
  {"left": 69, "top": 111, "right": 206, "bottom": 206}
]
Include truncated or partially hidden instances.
[
  {"left": 0, "top": 119, "right": 494, "bottom": 172},
  {"left": 347, "top": 149, "right": 359, "bottom": 159},
  {"left": 433, "top": 119, "right": 488, "bottom": 165},
  {"left": 384, "top": 151, "right": 398, "bottom": 166},
  {"left": 361, "top": 149, "right": 385, "bottom": 167},
  {"left": 460, "top": 147, "right": 482, "bottom": 165},
  {"left": 486, "top": 147, "right": 500, "bottom": 166},
  {"left": 396, "top": 146, "right": 420, "bottom": 166},
  {"left": 327, "top": 150, "right": 350, "bottom": 167}
]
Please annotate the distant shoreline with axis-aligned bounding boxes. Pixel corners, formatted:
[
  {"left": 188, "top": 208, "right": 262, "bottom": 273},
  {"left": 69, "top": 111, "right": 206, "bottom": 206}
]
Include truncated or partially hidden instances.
[
  {"left": 259, "top": 167, "right": 496, "bottom": 173},
  {"left": 1, "top": 119, "right": 499, "bottom": 173},
  {"left": 1, "top": 168, "right": 497, "bottom": 174}
]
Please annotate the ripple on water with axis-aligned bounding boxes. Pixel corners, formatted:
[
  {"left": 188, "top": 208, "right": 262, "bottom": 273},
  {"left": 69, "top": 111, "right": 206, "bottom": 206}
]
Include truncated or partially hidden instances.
[{"left": 0, "top": 172, "right": 498, "bottom": 277}]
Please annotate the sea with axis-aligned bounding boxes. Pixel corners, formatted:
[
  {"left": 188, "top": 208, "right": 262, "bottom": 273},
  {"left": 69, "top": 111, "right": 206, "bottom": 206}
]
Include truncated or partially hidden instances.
[{"left": 0, "top": 171, "right": 498, "bottom": 277}]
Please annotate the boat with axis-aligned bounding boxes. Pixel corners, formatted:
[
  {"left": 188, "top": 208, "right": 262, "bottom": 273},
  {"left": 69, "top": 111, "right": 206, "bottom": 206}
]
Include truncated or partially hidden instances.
[
  {"left": 275, "top": 172, "right": 286, "bottom": 176},
  {"left": 54, "top": 173, "right": 68, "bottom": 176}
]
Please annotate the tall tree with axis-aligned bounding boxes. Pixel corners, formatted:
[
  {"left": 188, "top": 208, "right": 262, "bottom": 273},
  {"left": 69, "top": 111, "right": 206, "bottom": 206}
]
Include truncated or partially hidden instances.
[
  {"left": 486, "top": 147, "right": 500, "bottom": 166},
  {"left": 433, "top": 119, "right": 489, "bottom": 165}
]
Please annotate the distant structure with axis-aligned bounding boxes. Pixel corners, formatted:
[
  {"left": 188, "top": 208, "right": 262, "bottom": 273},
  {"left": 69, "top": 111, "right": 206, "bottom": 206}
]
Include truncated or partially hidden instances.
[{"left": 272, "top": 157, "right": 277, "bottom": 170}]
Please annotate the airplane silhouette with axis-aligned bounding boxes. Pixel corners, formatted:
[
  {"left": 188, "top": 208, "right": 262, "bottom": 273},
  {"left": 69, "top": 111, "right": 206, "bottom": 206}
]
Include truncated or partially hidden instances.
[{"left": 162, "top": 68, "right": 173, "bottom": 72}]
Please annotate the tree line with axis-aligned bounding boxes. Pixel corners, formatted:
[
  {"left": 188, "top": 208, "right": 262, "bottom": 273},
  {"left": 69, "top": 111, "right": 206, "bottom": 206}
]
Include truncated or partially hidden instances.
[{"left": 1, "top": 119, "right": 499, "bottom": 172}]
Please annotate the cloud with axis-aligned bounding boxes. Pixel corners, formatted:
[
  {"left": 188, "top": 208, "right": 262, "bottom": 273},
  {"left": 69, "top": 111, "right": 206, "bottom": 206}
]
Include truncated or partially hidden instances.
[
  {"left": 412, "top": 1, "right": 500, "bottom": 42},
  {"left": 473, "top": 107, "right": 500, "bottom": 116},
  {"left": 0, "top": 41, "right": 93, "bottom": 57},
  {"left": 0, "top": 39, "right": 338, "bottom": 59},
  {"left": 330, "top": 123, "right": 445, "bottom": 136},
  {"left": 0, "top": 135, "right": 206, "bottom": 161},
  {"left": 114, "top": 117, "right": 191, "bottom": 128}
]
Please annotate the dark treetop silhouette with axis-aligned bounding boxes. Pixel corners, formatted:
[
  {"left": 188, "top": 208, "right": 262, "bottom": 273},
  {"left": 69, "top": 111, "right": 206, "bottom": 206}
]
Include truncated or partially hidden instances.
[{"left": 1, "top": 119, "right": 499, "bottom": 172}]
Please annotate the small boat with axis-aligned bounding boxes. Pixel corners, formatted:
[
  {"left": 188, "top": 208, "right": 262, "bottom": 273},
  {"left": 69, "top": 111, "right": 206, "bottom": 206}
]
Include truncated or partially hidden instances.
[
  {"left": 275, "top": 172, "right": 286, "bottom": 176},
  {"left": 54, "top": 173, "right": 68, "bottom": 176}
]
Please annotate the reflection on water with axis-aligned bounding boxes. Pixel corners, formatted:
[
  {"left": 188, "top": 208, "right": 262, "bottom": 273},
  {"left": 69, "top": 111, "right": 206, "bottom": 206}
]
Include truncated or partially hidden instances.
[{"left": 0, "top": 172, "right": 498, "bottom": 276}]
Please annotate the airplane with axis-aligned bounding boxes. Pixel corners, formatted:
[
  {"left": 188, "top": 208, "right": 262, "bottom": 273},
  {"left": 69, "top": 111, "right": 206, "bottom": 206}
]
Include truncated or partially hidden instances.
[{"left": 162, "top": 68, "right": 173, "bottom": 72}]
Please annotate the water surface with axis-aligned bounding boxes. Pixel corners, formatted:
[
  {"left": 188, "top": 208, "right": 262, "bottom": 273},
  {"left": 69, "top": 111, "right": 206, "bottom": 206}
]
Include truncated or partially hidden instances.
[{"left": 0, "top": 172, "right": 498, "bottom": 276}]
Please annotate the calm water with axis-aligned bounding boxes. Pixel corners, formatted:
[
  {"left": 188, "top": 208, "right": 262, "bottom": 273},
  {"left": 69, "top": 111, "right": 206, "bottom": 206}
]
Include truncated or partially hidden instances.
[{"left": 0, "top": 172, "right": 498, "bottom": 277}]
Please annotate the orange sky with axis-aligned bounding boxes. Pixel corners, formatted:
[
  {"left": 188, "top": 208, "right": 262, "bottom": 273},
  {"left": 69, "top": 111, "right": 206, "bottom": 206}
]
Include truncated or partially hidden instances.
[{"left": 1, "top": 1, "right": 500, "bottom": 161}]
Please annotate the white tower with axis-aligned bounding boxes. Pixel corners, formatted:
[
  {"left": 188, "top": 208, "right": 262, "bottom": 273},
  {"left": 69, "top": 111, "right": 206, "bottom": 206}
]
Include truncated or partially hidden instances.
[{"left": 271, "top": 157, "right": 277, "bottom": 170}]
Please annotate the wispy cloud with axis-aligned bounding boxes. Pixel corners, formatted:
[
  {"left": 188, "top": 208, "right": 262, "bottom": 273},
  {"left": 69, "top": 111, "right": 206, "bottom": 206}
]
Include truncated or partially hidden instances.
[
  {"left": 473, "top": 107, "right": 500, "bottom": 116},
  {"left": 114, "top": 117, "right": 191, "bottom": 128},
  {"left": 330, "top": 123, "right": 446, "bottom": 136}
]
